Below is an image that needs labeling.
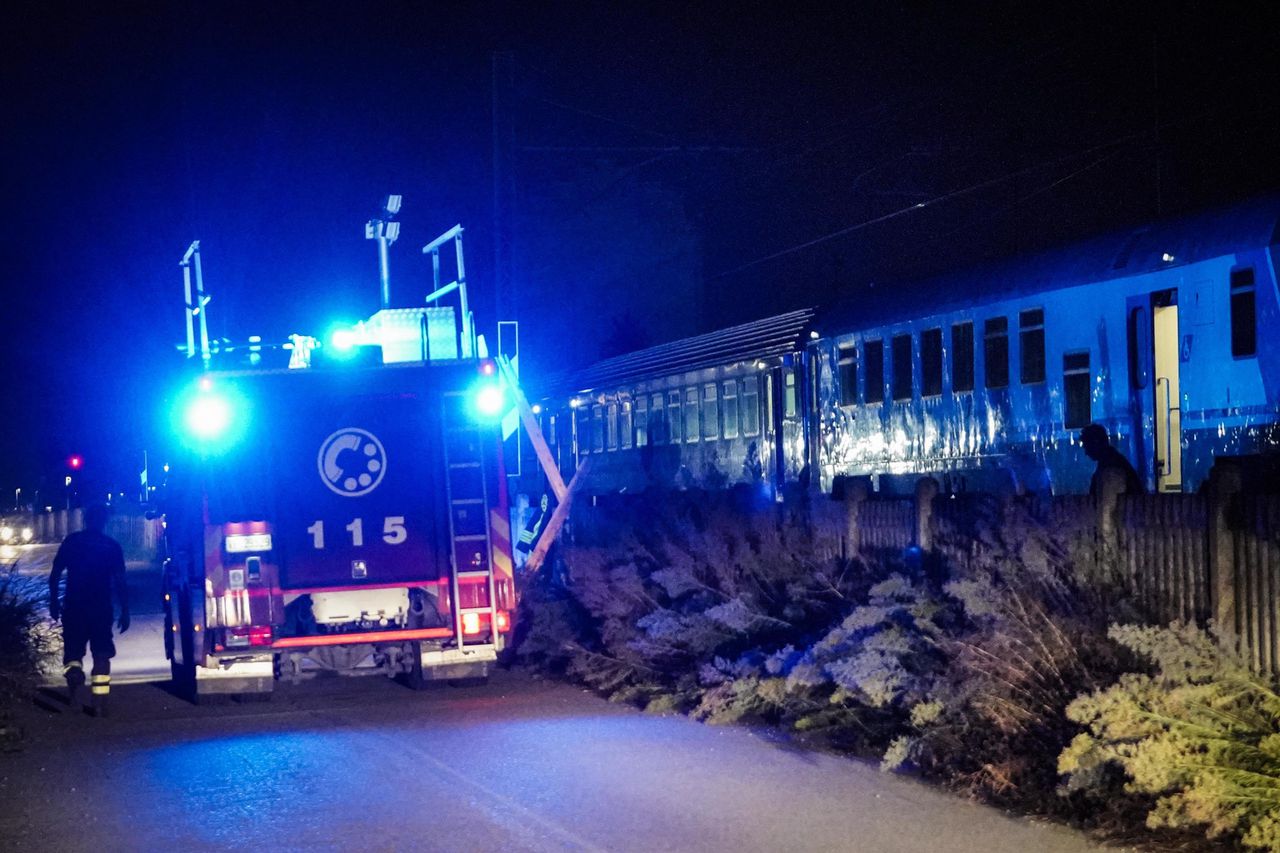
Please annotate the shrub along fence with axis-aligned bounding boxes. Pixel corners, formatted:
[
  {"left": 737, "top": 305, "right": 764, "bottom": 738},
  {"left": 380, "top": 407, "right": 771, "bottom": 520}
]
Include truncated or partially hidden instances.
[{"left": 835, "top": 459, "right": 1280, "bottom": 677}]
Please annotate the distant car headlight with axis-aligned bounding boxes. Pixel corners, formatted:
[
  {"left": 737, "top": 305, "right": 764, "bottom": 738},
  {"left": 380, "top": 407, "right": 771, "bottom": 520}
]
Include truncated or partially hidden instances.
[
  {"left": 20, "top": 528, "right": 33, "bottom": 542},
  {"left": 0, "top": 527, "right": 12, "bottom": 543}
]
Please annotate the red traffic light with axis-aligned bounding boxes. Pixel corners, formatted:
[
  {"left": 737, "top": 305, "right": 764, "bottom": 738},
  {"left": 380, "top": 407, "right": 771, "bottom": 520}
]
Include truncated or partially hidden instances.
[{"left": 68, "top": 455, "right": 83, "bottom": 470}]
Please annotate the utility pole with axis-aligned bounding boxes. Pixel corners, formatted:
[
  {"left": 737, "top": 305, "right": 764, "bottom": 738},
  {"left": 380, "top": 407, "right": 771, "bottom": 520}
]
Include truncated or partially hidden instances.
[{"left": 491, "top": 51, "right": 516, "bottom": 328}]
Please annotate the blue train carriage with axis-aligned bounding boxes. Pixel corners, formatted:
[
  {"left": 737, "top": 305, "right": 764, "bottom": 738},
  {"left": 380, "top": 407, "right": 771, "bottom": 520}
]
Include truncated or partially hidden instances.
[
  {"left": 809, "top": 196, "right": 1280, "bottom": 496},
  {"left": 531, "top": 309, "right": 816, "bottom": 498}
]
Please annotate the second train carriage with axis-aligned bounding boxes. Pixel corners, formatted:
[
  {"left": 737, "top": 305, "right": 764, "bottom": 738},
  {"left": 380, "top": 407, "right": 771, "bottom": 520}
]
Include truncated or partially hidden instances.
[
  {"left": 808, "top": 195, "right": 1280, "bottom": 495},
  {"left": 527, "top": 309, "right": 816, "bottom": 498}
]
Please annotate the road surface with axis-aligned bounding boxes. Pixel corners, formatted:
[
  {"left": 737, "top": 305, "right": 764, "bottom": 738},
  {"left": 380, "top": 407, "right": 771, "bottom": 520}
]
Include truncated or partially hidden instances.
[
  {"left": 0, "top": 672, "right": 1106, "bottom": 853},
  {"left": 7, "top": 542, "right": 169, "bottom": 683}
]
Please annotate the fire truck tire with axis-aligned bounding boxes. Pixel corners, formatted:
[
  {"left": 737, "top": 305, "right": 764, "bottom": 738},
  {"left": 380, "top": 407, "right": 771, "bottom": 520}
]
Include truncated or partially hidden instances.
[{"left": 400, "top": 642, "right": 441, "bottom": 691}]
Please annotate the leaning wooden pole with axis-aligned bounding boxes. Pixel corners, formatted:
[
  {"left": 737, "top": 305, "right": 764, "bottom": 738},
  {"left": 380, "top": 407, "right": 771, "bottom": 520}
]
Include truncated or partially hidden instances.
[
  {"left": 495, "top": 354, "right": 589, "bottom": 572},
  {"left": 525, "top": 458, "right": 592, "bottom": 573}
]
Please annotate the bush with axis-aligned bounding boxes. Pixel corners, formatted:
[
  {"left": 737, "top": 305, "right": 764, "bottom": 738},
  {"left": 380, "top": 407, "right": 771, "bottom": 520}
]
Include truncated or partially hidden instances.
[
  {"left": 0, "top": 566, "right": 57, "bottom": 745},
  {"left": 515, "top": 489, "right": 863, "bottom": 712},
  {"left": 517, "top": 490, "right": 1175, "bottom": 837},
  {"left": 1060, "top": 622, "right": 1280, "bottom": 851}
]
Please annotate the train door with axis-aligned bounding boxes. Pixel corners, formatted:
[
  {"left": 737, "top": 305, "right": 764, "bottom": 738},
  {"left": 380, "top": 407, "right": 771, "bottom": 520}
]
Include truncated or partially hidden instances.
[
  {"left": 1127, "top": 290, "right": 1182, "bottom": 492},
  {"left": 1152, "top": 294, "right": 1182, "bottom": 491}
]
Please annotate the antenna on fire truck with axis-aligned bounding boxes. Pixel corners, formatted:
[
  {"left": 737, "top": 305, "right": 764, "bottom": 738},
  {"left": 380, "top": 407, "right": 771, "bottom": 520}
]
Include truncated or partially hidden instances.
[
  {"left": 366, "top": 194, "right": 402, "bottom": 310},
  {"left": 180, "top": 240, "right": 211, "bottom": 369}
]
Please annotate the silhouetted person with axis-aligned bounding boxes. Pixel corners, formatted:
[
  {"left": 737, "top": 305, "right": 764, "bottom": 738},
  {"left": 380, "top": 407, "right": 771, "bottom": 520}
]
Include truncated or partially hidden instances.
[
  {"left": 1081, "top": 423, "right": 1144, "bottom": 497},
  {"left": 48, "top": 505, "right": 129, "bottom": 716}
]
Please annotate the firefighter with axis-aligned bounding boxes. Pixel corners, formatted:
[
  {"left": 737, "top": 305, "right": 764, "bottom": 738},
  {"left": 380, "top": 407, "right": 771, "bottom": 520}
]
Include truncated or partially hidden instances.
[
  {"left": 48, "top": 505, "right": 130, "bottom": 716},
  {"left": 1081, "top": 423, "right": 1144, "bottom": 497}
]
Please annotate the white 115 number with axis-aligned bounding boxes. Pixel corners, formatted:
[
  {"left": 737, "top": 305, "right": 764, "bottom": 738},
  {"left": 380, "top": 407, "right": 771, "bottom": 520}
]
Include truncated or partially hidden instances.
[{"left": 306, "top": 516, "right": 407, "bottom": 549}]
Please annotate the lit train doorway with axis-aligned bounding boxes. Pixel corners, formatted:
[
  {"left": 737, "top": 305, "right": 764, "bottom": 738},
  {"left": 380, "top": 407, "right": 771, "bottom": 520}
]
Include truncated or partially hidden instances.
[
  {"left": 1152, "top": 295, "right": 1182, "bottom": 492},
  {"left": 1127, "top": 290, "right": 1183, "bottom": 492}
]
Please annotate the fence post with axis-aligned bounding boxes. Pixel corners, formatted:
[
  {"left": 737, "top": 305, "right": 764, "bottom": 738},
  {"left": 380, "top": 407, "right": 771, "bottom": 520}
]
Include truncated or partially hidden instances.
[
  {"left": 1208, "top": 460, "right": 1243, "bottom": 638},
  {"left": 842, "top": 476, "right": 869, "bottom": 558},
  {"left": 915, "top": 476, "right": 939, "bottom": 552},
  {"left": 1095, "top": 466, "right": 1126, "bottom": 583}
]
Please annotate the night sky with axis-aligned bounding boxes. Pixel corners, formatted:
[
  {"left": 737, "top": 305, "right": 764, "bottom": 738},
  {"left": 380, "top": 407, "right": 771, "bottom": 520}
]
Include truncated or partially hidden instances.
[{"left": 4, "top": 2, "right": 1278, "bottom": 503}]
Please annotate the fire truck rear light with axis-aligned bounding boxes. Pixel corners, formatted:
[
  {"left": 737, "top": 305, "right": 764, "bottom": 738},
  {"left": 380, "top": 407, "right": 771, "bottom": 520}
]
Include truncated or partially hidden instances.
[
  {"left": 461, "top": 612, "right": 481, "bottom": 634},
  {"left": 226, "top": 626, "right": 273, "bottom": 648},
  {"left": 495, "top": 611, "right": 511, "bottom": 632}
]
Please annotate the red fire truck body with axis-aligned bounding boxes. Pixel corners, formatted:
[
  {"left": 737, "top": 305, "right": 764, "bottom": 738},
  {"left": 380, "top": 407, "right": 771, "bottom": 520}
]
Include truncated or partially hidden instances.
[{"left": 163, "top": 358, "right": 515, "bottom": 698}]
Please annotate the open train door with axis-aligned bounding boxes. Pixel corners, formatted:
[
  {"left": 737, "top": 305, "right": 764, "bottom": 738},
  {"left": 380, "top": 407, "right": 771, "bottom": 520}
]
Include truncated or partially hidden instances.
[{"left": 1126, "top": 289, "right": 1183, "bottom": 492}]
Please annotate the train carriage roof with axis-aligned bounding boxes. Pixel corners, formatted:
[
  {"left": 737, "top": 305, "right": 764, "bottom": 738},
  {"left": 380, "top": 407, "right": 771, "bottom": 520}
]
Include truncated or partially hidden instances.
[
  {"left": 537, "top": 307, "right": 815, "bottom": 399},
  {"left": 818, "top": 194, "right": 1280, "bottom": 335}
]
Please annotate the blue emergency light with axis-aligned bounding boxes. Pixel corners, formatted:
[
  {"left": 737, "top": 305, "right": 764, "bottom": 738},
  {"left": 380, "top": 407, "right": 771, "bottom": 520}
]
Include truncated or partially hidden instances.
[
  {"left": 473, "top": 383, "right": 506, "bottom": 418},
  {"left": 172, "top": 377, "right": 248, "bottom": 454},
  {"left": 185, "top": 392, "right": 232, "bottom": 439}
]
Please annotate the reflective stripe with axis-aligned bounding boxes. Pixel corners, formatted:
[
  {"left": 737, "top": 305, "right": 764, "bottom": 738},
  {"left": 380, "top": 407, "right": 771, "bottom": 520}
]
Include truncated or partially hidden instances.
[
  {"left": 91, "top": 685, "right": 110, "bottom": 695},
  {"left": 63, "top": 661, "right": 83, "bottom": 674},
  {"left": 91, "top": 674, "right": 110, "bottom": 684}
]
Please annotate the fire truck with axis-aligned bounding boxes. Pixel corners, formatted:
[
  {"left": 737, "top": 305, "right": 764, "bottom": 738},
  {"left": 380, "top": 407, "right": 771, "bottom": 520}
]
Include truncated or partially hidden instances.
[{"left": 162, "top": 221, "right": 517, "bottom": 699}]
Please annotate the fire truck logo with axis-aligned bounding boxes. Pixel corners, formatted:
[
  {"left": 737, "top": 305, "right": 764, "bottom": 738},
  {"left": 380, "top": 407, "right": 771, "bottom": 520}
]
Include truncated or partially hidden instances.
[{"left": 317, "top": 428, "right": 387, "bottom": 497}]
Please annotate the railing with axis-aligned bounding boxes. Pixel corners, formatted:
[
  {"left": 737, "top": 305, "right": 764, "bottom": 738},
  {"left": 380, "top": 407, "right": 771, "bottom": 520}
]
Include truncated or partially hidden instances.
[{"left": 836, "top": 461, "right": 1280, "bottom": 676}]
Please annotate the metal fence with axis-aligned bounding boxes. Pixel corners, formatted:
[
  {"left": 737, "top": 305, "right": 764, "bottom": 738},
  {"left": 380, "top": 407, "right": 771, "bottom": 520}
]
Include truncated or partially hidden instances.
[
  {"left": 24, "top": 509, "right": 161, "bottom": 563},
  {"left": 841, "top": 464, "right": 1280, "bottom": 677},
  {"left": 1232, "top": 495, "right": 1280, "bottom": 676}
]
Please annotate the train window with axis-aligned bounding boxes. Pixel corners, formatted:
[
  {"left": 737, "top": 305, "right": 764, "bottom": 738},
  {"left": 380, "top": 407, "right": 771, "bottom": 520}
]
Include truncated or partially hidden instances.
[
  {"left": 951, "top": 322, "right": 974, "bottom": 393},
  {"left": 1063, "top": 352, "right": 1091, "bottom": 429},
  {"left": 651, "top": 392, "right": 665, "bottom": 444},
  {"left": 620, "top": 400, "right": 633, "bottom": 450},
  {"left": 742, "top": 376, "right": 760, "bottom": 436},
  {"left": 837, "top": 344, "right": 858, "bottom": 405},
  {"left": 784, "top": 372, "right": 798, "bottom": 418},
  {"left": 891, "top": 334, "right": 912, "bottom": 401},
  {"left": 864, "top": 339, "right": 885, "bottom": 403},
  {"left": 634, "top": 396, "right": 648, "bottom": 447},
  {"left": 1127, "top": 306, "right": 1149, "bottom": 389},
  {"left": 921, "top": 328, "right": 943, "bottom": 397},
  {"left": 1020, "top": 309, "right": 1045, "bottom": 384},
  {"left": 667, "top": 391, "right": 682, "bottom": 445},
  {"left": 575, "top": 406, "right": 590, "bottom": 456},
  {"left": 1231, "top": 267, "right": 1257, "bottom": 357},
  {"left": 684, "top": 388, "right": 700, "bottom": 442},
  {"left": 984, "top": 317, "right": 1009, "bottom": 389},
  {"left": 591, "top": 405, "right": 604, "bottom": 453},
  {"left": 723, "top": 381, "right": 739, "bottom": 439},
  {"left": 702, "top": 384, "right": 720, "bottom": 439},
  {"left": 764, "top": 373, "right": 775, "bottom": 431},
  {"left": 605, "top": 403, "right": 618, "bottom": 451}
]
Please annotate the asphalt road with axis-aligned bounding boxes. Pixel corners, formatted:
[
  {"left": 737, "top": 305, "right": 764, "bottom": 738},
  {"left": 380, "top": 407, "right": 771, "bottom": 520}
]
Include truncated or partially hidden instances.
[
  {"left": 3, "top": 544, "right": 1106, "bottom": 852},
  {"left": 0, "top": 672, "right": 1106, "bottom": 853}
]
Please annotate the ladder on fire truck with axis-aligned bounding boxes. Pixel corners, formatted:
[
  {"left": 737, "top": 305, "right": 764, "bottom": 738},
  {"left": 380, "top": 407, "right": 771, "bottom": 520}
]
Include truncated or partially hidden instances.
[{"left": 440, "top": 391, "right": 501, "bottom": 648}]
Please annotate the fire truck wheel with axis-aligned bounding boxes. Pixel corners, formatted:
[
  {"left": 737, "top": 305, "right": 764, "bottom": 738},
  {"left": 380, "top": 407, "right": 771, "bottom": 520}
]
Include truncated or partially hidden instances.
[
  {"left": 169, "top": 659, "right": 197, "bottom": 703},
  {"left": 399, "top": 642, "right": 441, "bottom": 691}
]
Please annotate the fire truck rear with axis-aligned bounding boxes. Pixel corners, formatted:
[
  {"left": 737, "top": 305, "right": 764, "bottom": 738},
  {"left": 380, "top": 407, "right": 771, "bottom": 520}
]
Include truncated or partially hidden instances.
[{"left": 162, "top": 355, "right": 516, "bottom": 699}]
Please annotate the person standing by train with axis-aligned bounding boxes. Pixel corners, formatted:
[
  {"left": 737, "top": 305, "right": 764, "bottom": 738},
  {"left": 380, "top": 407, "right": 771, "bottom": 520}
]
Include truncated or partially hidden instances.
[
  {"left": 48, "top": 504, "right": 130, "bottom": 717},
  {"left": 1081, "top": 423, "right": 1144, "bottom": 497}
]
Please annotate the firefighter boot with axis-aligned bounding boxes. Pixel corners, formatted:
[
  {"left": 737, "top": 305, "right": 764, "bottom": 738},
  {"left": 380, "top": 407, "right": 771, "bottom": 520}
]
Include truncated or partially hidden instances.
[
  {"left": 63, "top": 662, "right": 85, "bottom": 713},
  {"left": 90, "top": 674, "right": 110, "bottom": 718}
]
